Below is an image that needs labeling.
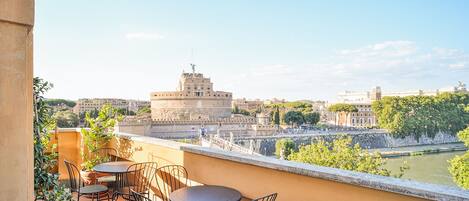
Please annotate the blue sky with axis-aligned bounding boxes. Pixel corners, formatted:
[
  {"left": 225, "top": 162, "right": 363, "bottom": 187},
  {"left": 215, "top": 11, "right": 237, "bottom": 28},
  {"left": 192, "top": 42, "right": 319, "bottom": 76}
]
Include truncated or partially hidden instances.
[{"left": 35, "top": 0, "right": 469, "bottom": 101}]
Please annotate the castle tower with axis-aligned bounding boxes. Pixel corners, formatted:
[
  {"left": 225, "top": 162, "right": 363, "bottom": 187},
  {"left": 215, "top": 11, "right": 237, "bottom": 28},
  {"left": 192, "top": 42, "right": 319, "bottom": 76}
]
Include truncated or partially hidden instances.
[{"left": 150, "top": 66, "right": 232, "bottom": 121}]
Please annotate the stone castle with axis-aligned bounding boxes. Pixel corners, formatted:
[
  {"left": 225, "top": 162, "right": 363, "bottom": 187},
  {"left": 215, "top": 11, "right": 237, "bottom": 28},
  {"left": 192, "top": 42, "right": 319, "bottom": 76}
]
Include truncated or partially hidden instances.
[
  {"left": 117, "top": 65, "right": 276, "bottom": 138},
  {"left": 150, "top": 66, "right": 232, "bottom": 121}
]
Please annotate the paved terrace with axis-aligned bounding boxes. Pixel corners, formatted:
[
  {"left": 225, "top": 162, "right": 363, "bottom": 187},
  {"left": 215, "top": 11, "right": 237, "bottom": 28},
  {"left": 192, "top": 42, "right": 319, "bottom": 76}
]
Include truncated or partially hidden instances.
[{"left": 54, "top": 128, "right": 469, "bottom": 201}]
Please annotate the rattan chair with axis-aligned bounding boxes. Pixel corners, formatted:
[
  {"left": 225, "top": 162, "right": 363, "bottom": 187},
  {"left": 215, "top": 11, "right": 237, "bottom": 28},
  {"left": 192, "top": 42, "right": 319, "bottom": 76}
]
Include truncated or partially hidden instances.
[
  {"left": 113, "top": 162, "right": 158, "bottom": 201},
  {"left": 156, "top": 165, "right": 188, "bottom": 201},
  {"left": 96, "top": 148, "right": 119, "bottom": 184},
  {"left": 130, "top": 189, "right": 152, "bottom": 201},
  {"left": 253, "top": 193, "right": 278, "bottom": 201},
  {"left": 64, "top": 160, "right": 110, "bottom": 201}
]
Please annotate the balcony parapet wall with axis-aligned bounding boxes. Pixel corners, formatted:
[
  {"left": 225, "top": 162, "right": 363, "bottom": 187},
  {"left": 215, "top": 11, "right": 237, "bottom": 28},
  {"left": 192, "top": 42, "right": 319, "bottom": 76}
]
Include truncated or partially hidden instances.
[{"left": 54, "top": 128, "right": 469, "bottom": 201}]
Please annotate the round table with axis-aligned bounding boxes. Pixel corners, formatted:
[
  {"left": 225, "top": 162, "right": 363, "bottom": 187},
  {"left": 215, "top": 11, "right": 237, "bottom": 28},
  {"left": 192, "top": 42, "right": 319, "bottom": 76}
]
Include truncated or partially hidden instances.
[
  {"left": 93, "top": 161, "right": 136, "bottom": 199},
  {"left": 94, "top": 161, "right": 135, "bottom": 174},
  {"left": 169, "top": 185, "right": 242, "bottom": 201}
]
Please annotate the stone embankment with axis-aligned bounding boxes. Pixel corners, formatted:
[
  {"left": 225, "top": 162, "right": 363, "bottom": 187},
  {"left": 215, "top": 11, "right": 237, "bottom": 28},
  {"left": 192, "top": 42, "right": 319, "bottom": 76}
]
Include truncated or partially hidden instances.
[{"left": 232, "top": 130, "right": 462, "bottom": 156}]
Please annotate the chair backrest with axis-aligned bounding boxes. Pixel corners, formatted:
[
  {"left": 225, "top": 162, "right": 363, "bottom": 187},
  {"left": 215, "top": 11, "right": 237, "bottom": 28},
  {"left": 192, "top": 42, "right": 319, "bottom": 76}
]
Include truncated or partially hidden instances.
[
  {"left": 131, "top": 189, "right": 152, "bottom": 201},
  {"left": 156, "top": 165, "right": 188, "bottom": 201},
  {"left": 64, "top": 160, "right": 82, "bottom": 192},
  {"left": 126, "top": 162, "right": 158, "bottom": 194},
  {"left": 253, "top": 193, "right": 278, "bottom": 201},
  {"left": 95, "top": 148, "right": 118, "bottom": 162}
]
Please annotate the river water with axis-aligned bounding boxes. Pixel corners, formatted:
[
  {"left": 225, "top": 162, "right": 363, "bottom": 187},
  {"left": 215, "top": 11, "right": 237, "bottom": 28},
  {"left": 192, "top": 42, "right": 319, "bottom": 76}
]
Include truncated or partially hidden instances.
[{"left": 383, "top": 150, "right": 465, "bottom": 187}]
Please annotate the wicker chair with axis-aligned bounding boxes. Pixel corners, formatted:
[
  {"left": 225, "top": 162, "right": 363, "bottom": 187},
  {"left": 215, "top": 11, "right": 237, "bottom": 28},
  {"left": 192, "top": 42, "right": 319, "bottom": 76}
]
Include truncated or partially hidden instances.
[
  {"left": 130, "top": 189, "right": 152, "bottom": 201},
  {"left": 156, "top": 165, "right": 188, "bottom": 201},
  {"left": 252, "top": 193, "right": 278, "bottom": 201},
  {"left": 64, "top": 160, "right": 110, "bottom": 201},
  {"left": 113, "top": 162, "right": 158, "bottom": 200}
]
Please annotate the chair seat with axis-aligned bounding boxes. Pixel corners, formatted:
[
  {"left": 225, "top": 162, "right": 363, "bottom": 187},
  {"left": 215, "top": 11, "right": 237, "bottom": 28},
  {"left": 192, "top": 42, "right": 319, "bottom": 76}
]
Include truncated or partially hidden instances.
[
  {"left": 79, "top": 184, "right": 108, "bottom": 194},
  {"left": 97, "top": 175, "right": 116, "bottom": 183}
]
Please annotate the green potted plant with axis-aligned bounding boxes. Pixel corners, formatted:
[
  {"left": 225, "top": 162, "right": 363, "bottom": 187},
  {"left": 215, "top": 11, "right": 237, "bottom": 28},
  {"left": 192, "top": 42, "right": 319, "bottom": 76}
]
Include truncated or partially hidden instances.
[{"left": 80, "top": 104, "right": 122, "bottom": 184}]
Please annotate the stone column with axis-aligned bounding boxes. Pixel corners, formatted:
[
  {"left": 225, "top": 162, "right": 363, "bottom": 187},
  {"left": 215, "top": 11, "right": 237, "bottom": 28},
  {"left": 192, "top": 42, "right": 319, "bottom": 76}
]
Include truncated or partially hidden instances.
[{"left": 0, "top": 0, "right": 34, "bottom": 200}]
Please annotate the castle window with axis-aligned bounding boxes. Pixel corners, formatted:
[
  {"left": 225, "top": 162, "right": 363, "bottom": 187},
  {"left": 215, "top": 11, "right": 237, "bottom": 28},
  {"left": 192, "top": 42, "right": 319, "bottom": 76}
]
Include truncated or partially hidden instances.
[{"left": 195, "top": 92, "right": 204, "bottom": 96}]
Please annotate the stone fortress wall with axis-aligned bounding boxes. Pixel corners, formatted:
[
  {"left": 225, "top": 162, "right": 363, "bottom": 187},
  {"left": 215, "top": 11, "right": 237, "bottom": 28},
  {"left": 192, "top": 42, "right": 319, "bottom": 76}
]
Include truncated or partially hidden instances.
[
  {"left": 150, "top": 70, "right": 232, "bottom": 121},
  {"left": 118, "top": 67, "right": 276, "bottom": 138}
]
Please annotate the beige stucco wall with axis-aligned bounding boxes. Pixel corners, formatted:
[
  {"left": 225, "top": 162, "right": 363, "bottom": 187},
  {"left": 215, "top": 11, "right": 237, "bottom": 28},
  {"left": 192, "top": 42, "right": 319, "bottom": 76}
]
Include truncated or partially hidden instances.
[
  {"left": 55, "top": 130, "right": 432, "bottom": 201},
  {"left": 0, "top": 0, "right": 34, "bottom": 200}
]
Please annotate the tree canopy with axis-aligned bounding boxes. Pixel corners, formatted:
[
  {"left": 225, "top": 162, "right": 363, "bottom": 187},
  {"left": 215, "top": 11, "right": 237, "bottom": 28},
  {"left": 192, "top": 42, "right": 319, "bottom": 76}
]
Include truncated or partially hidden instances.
[
  {"left": 449, "top": 120, "right": 469, "bottom": 189},
  {"left": 267, "top": 101, "right": 312, "bottom": 110},
  {"left": 137, "top": 106, "right": 151, "bottom": 116},
  {"left": 372, "top": 93, "right": 469, "bottom": 138},
  {"left": 284, "top": 111, "right": 304, "bottom": 126},
  {"left": 289, "top": 136, "right": 408, "bottom": 177},
  {"left": 275, "top": 138, "right": 296, "bottom": 159},
  {"left": 328, "top": 103, "right": 358, "bottom": 113},
  {"left": 45, "top": 99, "right": 76, "bottom": 108},
  {"left": 304, "top": 112, "right": 320, "bottom": 125},
  {"left": 53, "top": 111, "right": 79, "bottom": 128}
]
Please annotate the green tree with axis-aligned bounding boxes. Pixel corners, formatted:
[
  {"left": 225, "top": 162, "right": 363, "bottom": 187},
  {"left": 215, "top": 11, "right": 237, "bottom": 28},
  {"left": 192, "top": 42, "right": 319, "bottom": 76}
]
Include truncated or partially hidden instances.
[
  {"left": 33, "top": 78, "right": 72, "bottom": 200},
  {"left": 44, "top": 98, "right": 77, "bottom": 108},
  {"left": 137, "top": 106, "right": 151, "bottom": 116},
  {"left": 284, "top": 111, "right": 304, "bottom": 126},
  {"left": 273, "top": 107, "right": 280, "bottom": 125},
  {"left": 449, "top": 121, "right": 469, "bottom": 189},
  {"left": 372, "top": 93, "right": 469, "bottom": 138},
  {"left": 275, "top": 138, "right": 295, "bottom": 159},
  {"left": 81, "top": 104, "right": 123, "bottom": 171},
  {"left": 289, "top": 136, "right": 408, "bottom": 177},
  {"left": 328, "top": 103, "right": 358, "bottom": 113},
  {"left": 53, "top": 110, "right": 79, "bottom": 128},
  {"left": 304, "top": 112, "right": 320, "bottom": 125}
]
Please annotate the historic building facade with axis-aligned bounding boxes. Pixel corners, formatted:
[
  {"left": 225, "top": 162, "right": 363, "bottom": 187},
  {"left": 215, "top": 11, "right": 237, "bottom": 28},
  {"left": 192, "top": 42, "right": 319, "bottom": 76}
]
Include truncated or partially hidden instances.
[
  {"left": 73, "top": 98, "right": 150, "bottom": 114},
  {"left": 330, "top": 82, "right": 467, "bottom": 128},
  {"left": 232, "top": 98, "right": 264, "bottom": 111},
  {"left": 150, "top": 71, "right": 232, "bottom": 121},
  {"left": 118, "top": 66, "right": 276, "bottom": 138}
]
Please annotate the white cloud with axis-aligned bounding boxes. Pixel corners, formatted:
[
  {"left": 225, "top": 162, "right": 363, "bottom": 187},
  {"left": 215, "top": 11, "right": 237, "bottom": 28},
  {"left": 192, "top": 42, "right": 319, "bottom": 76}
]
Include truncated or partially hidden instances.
[
  {"left": 339, "top": 41, "right": 417, "bottom": 58},
  {"left": 449, "top": 62, "right": 467, "bottom": 69},
  {"left": 125, "top": 32, "right": 165, "bottom": 40},
  {"left": 227, "top": 41, "right": 469, "bottom": 100}
]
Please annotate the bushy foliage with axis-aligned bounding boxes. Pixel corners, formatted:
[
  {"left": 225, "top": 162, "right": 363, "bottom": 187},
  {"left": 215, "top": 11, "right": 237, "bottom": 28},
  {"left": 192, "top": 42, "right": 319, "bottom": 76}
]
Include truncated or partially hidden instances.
[
  {"left": 53, "top": 110, "right": 79, "bottom": 128},
  {"left": 272, "top": 107, "right": 280, "bottom": 125},
  {"left": 284, "top": 111, "right": 304, "bottom": 126},
  {"left": 45, "top": 98, "right": 76, "bottom": 108},
  {"left": 328, "top": 103, "right": 358, "bottom": 113},
  {"left": 289, "top": 136, "right": 408, "bottom": 177},
  {"left": 137, "top": 106, "right": 151, "bottom": 115},
  {"left": 33, "top": 78, "right": 72, "bottom": 200},
  {"left": 267, "top": 101, "right": 312, "bottom": 110},
  {"left": 372, "top": 93, "right": 469, "bottom": 138},
  {"left": 275, "top": 139, "right": 296, "bottom": 159},
  {"left": 449, "top": 125, "right": 469, "bottom": 189},
  {"left": 117, "top": 108, "right": 136, "bottom": 116},
  {"left": 304, "top": 112, "right": 320, "bottom": 125},
  {"left": 81, "top": 104, "right": 122, "bottom": 171}
]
